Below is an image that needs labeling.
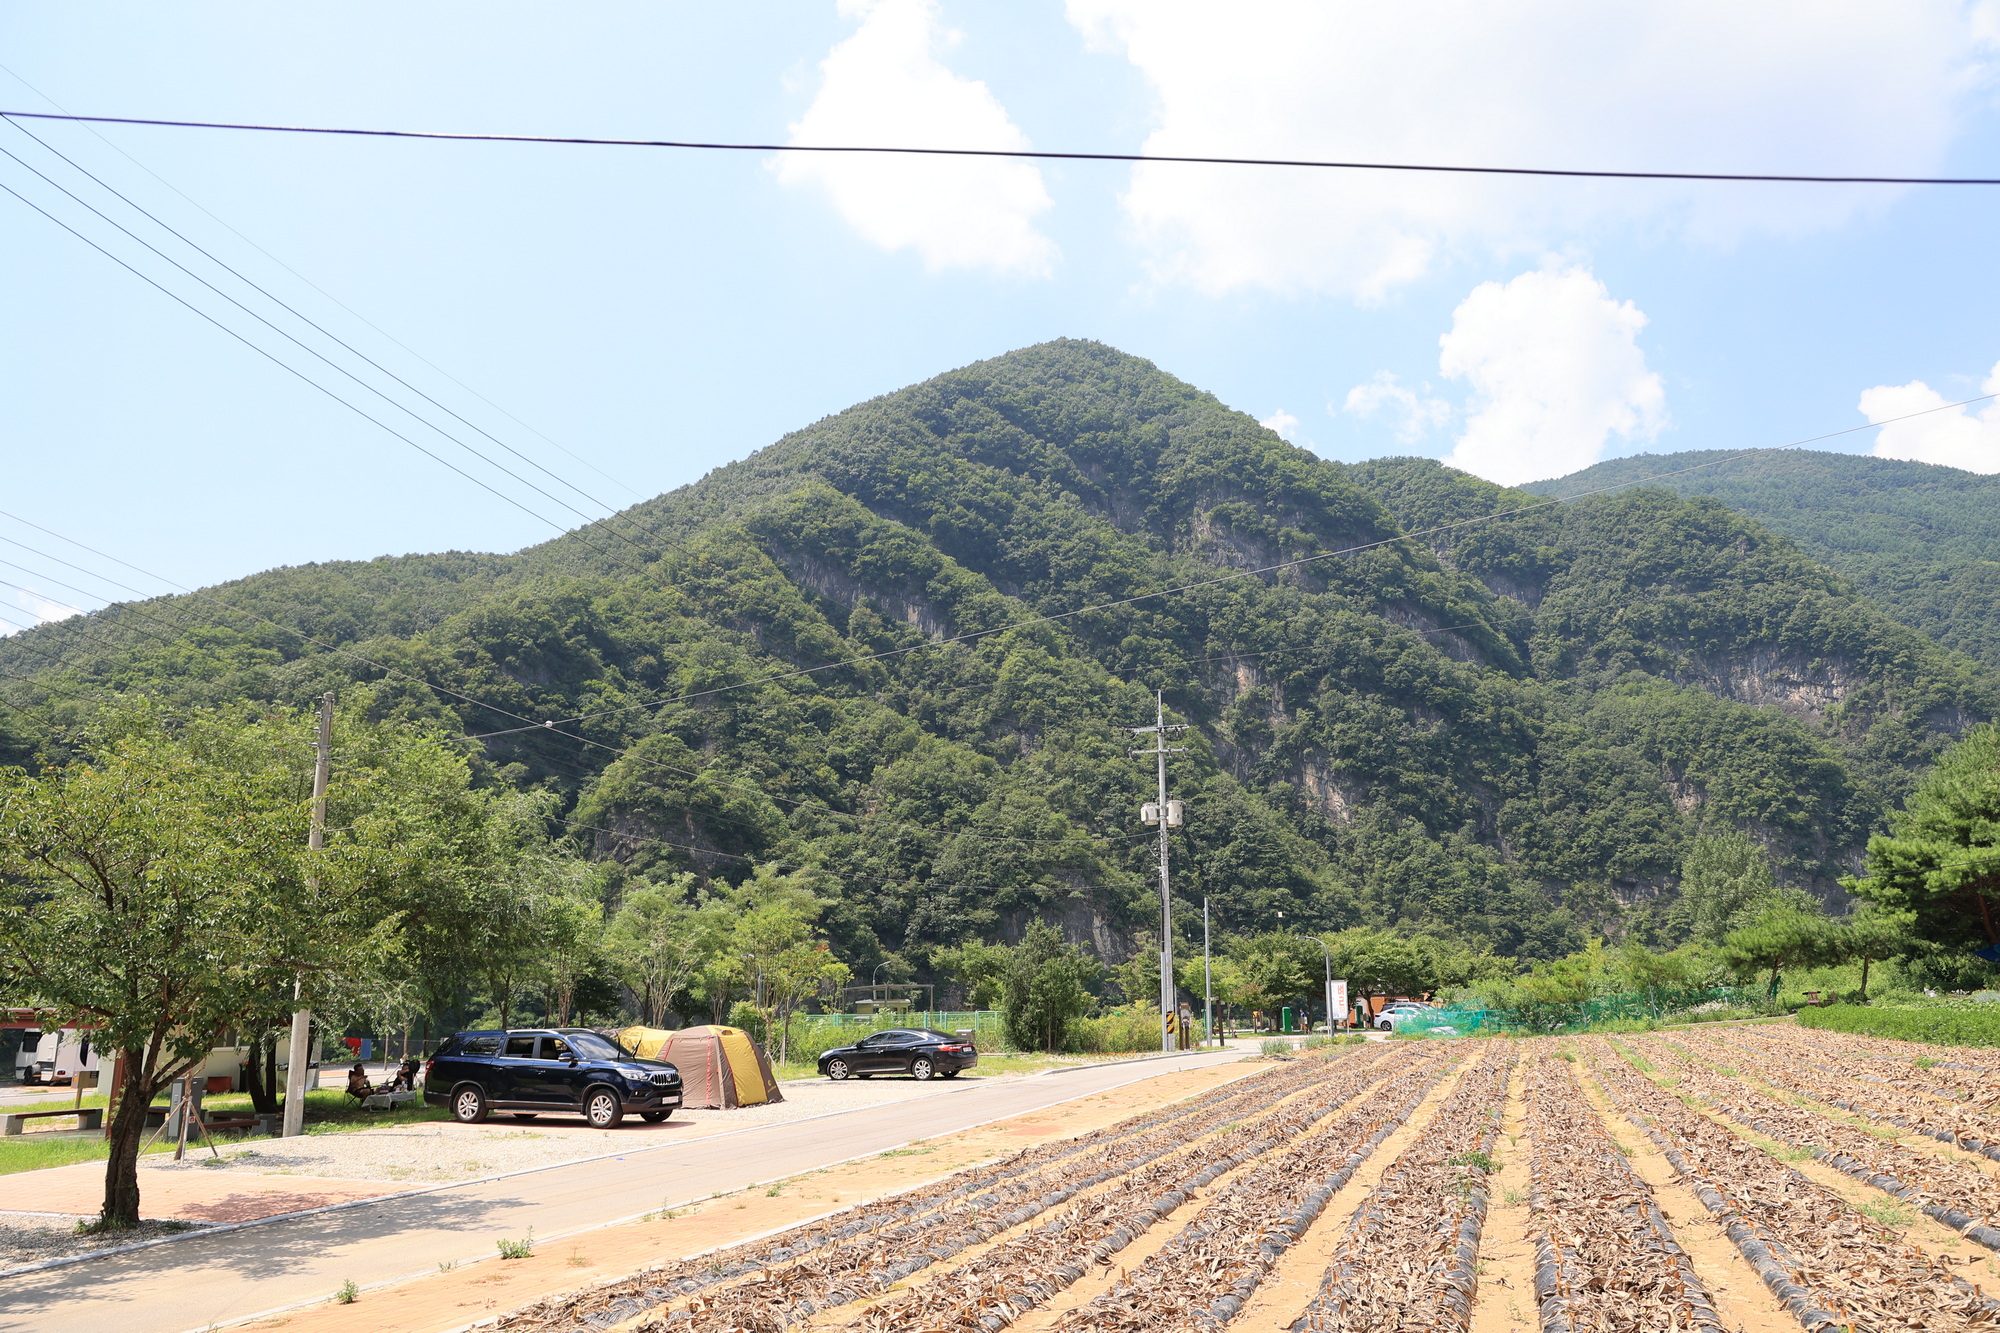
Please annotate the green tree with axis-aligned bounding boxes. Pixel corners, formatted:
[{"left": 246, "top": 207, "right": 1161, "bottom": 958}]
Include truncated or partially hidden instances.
[
  {"left": 604, "top": 875, "right": 714, "bottom": 1026},
  {"left": 1722, "top": 907, "right": 1836, "bottom": 999},
  {"left": 0, "top": 706, "right": 401, "bottom": 1228},
  {"left": 999, "top": 921, "right": 1100, "bottom": 1053},
  {"left": 1677, "top": 832, "right": 1796, "bottom": 944},
  {"left": 1822, "top": 905, "right": 1916, "bottom": 1000},
  {"left": 1846, "top": 724, "right": 2000, "bottom": 952}
]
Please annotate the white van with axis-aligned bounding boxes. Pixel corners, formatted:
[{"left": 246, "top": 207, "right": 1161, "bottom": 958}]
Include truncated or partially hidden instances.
[{"left": 16, "top": 1029, "right": 100, "bottom": 1086}]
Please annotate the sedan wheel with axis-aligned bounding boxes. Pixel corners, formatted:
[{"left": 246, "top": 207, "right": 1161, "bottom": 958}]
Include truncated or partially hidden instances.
[
  {"left": 825, "top": 1057, "right": 851, "bottom": 1081},
  {"left": 585, "top": 1088, "right": 624, "bottom": 1129},
  {"left": 452, "top": 1086, "right": 489, "bottom": 1124},
  {"left": 910, "top": 1056, "right": 935, "bottom": 1081}
]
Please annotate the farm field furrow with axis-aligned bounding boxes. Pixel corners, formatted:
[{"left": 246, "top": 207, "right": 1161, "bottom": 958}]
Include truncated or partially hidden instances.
[
  {"left": 1711, "top": 1025, "right": 2000, "bottom": 1108},
  {"left": 838, "top": 1044, "right": 1450, "bottom": 1333},
  {"left": 499, "top": 1052, "right": 1361, "bottom": 1332},
  {"left": 1631, "top": 1035, "right": 2000, "bottom": 1249},
  {"left": 1283, "top": 1044, "right": 1517, "bottom": 1333},
  {"left": 1523, "top": 1052, "right": 1725, "bottom": 1332},
  {"left": 1585, "top": 1038, "right": 1999, "bottom": 1332},
  {"left": 1686, "top": 1028, "right": 2000, "bottom": 1162},
  {"left": 589, "top": 1049, "right": 1411, "bottom": 1333},
  {"left": 1047, "top": 1045, "right": 1492, "bottom": 1333},
  {"left": 1753, "top": 1024, "right": 2000, "bottom": 1078}
]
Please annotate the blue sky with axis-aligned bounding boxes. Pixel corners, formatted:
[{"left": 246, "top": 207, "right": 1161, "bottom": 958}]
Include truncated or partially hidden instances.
[{"left": 4, "top": 1, "right": 2000, "bottom": 631}]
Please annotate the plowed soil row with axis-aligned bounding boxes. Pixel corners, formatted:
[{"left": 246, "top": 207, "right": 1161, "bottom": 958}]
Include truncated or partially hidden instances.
[
  {"left": 1524, "top": 1052, "right": 1724, "bottom": 1332},
  {"left": 1285, "top": 1044, "right": 1517, "bottom": 1333},
  {"left": 1585, "top": 1038, "right": 1998, "bottom": 1332}
]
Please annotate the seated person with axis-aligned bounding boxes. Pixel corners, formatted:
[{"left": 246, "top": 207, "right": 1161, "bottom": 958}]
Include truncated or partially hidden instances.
[
  {"left": 344, "top": 1063, "right": 376, "bottom": 1100},
  {"left": 390, "top": 1058, "right": 421, "bottom": 1092}
]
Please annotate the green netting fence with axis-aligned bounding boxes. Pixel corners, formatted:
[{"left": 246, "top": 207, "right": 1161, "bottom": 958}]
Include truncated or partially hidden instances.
[{"left": 1397, "top": 985, "right": 1757, "bottom": 1036}]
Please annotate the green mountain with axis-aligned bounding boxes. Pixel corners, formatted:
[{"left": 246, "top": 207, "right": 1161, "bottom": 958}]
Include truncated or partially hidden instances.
[
  {"left": 1523, "top": 450, "right": 2000, "bottom": 670},
  {"left": 3, "top": 342, "right": 1992, "bottom": 975}
]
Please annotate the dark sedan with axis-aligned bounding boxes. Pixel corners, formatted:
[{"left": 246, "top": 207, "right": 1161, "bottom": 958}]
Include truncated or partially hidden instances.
[{"left": 818, "top": 1028, "right": 977, "bottom": 1081}]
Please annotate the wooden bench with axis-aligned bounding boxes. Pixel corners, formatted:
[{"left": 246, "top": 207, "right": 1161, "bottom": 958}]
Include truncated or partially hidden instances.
[{"left": 2, "top": 1107, "right": 102, "bottom": 1135}]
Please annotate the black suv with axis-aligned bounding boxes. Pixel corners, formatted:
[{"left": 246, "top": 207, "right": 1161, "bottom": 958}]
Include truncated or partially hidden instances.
[
  {"left": 817, "top": 1029, "right": 977, "bottom": 1081},
  {"left": 424, "top": 1028, "right": 682, "bottom": 1128}
]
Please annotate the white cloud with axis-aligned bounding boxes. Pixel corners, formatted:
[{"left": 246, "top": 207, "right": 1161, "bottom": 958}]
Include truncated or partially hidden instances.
[
  {"left": 1341, "top": 372, "right": 1452, "bottom": 444},
  {"left": 778, "top": 0, "right": 1056, "bottom": 275},
  {"left": 1860, "top": 361, "right": 2000, "bottom": 473},
  {"left": 1260, "top": 407, "right": 1301, "bottom": 441},
  {"left": 1436, "top": 267, "right": 1664, "bottom": 486},
  {"left": 1066, "top": 1, "right": 1993, "bottom": 299},
  {"left": 1, "top": 589, "right": 80, "bottom": 636}
]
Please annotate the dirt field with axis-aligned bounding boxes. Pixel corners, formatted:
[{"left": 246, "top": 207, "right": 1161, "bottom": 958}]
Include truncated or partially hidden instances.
[{"left": 244, "top": 1024, "right": 2000, "bottom": 1333}]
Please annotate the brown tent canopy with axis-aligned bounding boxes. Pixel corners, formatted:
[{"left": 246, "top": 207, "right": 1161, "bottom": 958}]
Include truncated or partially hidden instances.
[{"left": 615, "top": 1025, "right": 783, "bottom": 1108}]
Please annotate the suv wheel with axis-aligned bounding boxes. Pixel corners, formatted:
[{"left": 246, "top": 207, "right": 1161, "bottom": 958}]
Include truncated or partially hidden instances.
[
  {"left": 584, "top": 1087, "right": 625, "bottom": 1129},
  {"left": 909, "top": 1056, "right": 935, "bottom": 1081},
  {"left": 452, "top": 1085, "right": 489, "bottom": 1124},
  {"left": 641, "top": 1109, "right": 673, "bottom": 1123},
  {"left": 825, "top": 1057, "right": 851, "bottom": 1081}
]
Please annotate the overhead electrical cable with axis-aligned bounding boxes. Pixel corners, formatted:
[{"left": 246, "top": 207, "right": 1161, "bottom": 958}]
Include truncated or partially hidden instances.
[
  {"left": 0, "top": 66, "right": 643, "bottom": 502},
  {"left": 0, "top": 142, "right": 657, "bottom": 579},
  {"left": 0, "top": 116, "right": 666, "bottom": 561},
  {"left": 467, "top": 391, "right": 1997, "bottom": 740},
  {"left": 3, "top": 109, "right": 1997, "bottom": 186}
]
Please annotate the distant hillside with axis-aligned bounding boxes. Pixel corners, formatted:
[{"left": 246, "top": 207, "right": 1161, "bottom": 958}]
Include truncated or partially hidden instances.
[
  {"left": 2, "top": 343, "right": 1991, "bottom": 978},
  {"left": 1523, "top": 451, "right": 2000, "bottom": 670}
]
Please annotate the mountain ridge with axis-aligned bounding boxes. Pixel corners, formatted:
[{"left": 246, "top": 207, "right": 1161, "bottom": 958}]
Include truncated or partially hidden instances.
[{"left": 2, "top": 341, "right": 1990, "bottom": 977}]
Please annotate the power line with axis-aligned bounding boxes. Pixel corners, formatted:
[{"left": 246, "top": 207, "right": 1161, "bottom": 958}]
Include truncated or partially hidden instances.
[
  {"left": 0, "top": 66, "right": 642, "bottom": 503},
  {"left": 0, "top": 140, "right": 658, "bottom": 580},
  {"left": 3, "top": 109, "right": 1997, "bottom": 186},
  {"left": 467, "top": 389, "right": 1997, "bottom": 739},
  {"left": 0, "top": 116, "right": 667, "bottom": 565}
]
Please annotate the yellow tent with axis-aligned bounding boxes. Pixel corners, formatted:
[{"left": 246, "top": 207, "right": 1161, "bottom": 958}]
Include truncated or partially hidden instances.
[{"left": 615, "top": 1024, "right": 783, "bottom": 1108}]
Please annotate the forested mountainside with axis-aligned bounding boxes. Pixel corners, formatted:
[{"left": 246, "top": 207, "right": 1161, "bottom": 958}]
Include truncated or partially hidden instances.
[
  {"left": 1525, "top": 450, "right": 2000, "bottom": 671},
  {"left": 2, "top": 341, "right": 1992, "bottom": 978}
]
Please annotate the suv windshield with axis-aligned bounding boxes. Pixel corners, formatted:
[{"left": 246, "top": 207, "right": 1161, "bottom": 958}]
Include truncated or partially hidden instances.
[{"left": 563, "top": 1032, "right": 623, "bottom": 1060}]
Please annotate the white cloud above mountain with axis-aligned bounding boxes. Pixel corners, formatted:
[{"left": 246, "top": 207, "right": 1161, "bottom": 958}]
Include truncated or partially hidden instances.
[
  {"left": 1436, "top": 267, "right": 1664, "bottom": 486},
  {"left": 1860, "top": 361, "right": 2000, "bottom": 473},
  {"left": 779, "top": 0, "right": 1056, "bottom": 275},
  {"left": 1066, "top": 1, "right": 1994, "bottom": 299}
]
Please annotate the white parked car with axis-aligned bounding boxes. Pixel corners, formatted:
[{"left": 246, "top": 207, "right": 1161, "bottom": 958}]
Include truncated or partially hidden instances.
[{"left": 1373, "top": 1002, "right": 1434, "bottom": 1032}]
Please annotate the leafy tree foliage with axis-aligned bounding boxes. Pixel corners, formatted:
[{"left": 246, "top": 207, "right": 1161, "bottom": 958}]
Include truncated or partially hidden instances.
[{"left": 1846, "top": 723, "right": 2000, "bottom": 952}]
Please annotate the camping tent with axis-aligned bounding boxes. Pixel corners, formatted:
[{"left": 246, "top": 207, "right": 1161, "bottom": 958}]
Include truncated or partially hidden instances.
[{"left": 615, "top": 1024, "right": 784, "bottom": 1108}]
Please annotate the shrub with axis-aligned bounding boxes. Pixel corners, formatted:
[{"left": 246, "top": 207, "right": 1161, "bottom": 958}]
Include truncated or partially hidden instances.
[
  {"left": 335, "top": 1280, "right": 359, "bottom": 1304},
  {"left": 1260, "top": 1039, "right": 1294, "bottom": 1059},
  {"left": 1797, "top": 1002, "right": 2000, "bottom": 1047},
  {"left": 496, "top": 1230, "right": 534, "bottom": 1260}
]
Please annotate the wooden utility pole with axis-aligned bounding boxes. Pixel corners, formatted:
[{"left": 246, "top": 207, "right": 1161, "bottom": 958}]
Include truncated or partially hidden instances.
[{"left": 281, "top": 691, "right": 334, "bottom": 1137}]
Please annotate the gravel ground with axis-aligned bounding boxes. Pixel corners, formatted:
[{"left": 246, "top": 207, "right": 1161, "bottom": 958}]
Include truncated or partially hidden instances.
[
  {"left": 0, "top": 1212, "right": 206, "bottom": 1267},
  {"left": 138, "top": 1071, "right": 997, "bottom": 1185}
]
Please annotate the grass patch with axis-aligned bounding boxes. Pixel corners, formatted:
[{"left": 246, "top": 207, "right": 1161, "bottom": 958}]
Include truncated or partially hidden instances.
[{"left": 496, "top": 1230, "right": 534, "bottom": 1260}]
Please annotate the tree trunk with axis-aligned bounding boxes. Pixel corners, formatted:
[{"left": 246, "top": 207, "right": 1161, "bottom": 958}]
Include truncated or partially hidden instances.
[
  {"left": 1859, "top": 954, "right": 1873, "bottom": 1001},
  {"left": 100, "top": 1045, "right": 154, "bottom": 1228},
  {"left": 245, "top": 1034, "right": 278, "bottom": 1117}
]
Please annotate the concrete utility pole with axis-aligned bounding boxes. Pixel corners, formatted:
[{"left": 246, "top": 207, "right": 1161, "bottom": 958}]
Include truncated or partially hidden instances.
[
  {"left": 1131, "top": 690, "right": 1186, "bottom": 1055},
  {"left": 1203, "top": 896, "right": 1213, "bottom": 1049},
  {"left": 282, "top": 691, "right": 334, "bottom": 1138}
]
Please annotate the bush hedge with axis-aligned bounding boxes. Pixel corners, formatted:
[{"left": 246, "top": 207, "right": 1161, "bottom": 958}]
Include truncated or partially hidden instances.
[{"left": 1796, "top": 1002, "right": 2000, "bottom": 1047}]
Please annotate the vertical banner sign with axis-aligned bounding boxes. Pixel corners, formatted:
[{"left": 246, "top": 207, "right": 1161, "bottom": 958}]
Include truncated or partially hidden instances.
[{"left": 1329, "top": 980, "right": 1348, "bottom": 1029}]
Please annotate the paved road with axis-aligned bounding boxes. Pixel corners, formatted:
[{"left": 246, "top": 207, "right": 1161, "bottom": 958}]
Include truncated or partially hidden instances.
[{"left": 0, "top": 1047, "right": 1243, "bottom": 1333}]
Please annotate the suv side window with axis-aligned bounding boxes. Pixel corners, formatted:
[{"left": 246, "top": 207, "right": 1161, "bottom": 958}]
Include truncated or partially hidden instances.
[
  {"left": 542, "top": 1036, "right": 573, "bottom": 1060},
  {"left": 504, "top": 1035, "right": 538, "bottom": 1058},
  {"left": 460, "top": 1035, "right": 502, "bottom": 1056}
]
